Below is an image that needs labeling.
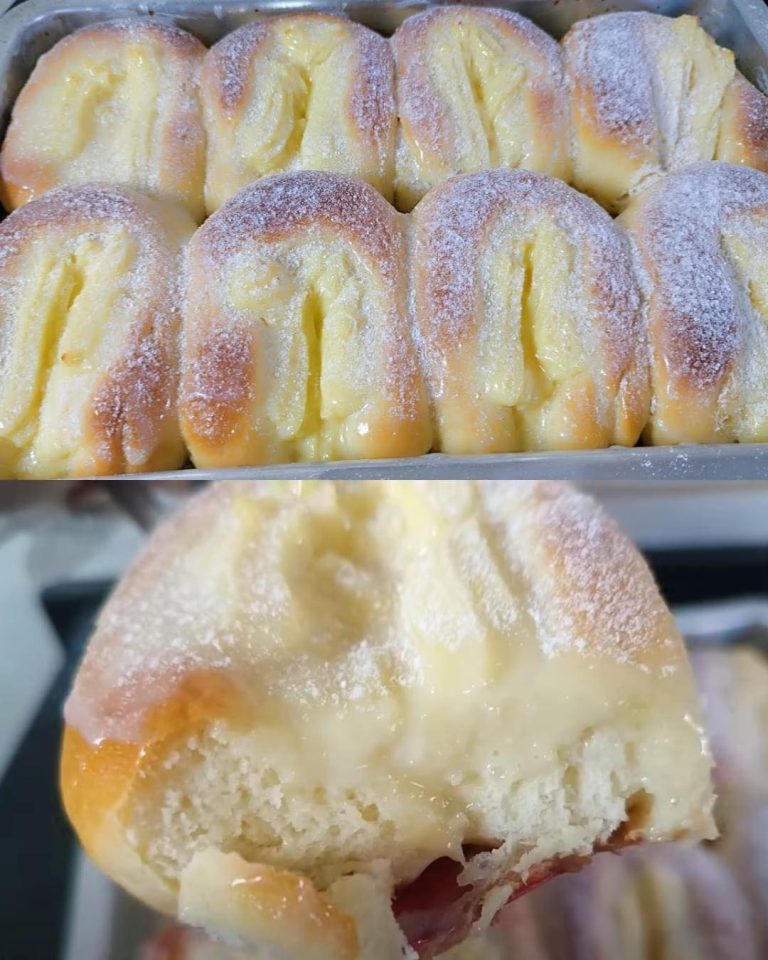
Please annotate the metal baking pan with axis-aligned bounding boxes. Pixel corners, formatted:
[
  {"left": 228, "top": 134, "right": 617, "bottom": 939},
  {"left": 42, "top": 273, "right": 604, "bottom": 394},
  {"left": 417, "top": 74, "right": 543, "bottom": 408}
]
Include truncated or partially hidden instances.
[{"left": 0, "top": 0, "right": 767, "bottom": 482}]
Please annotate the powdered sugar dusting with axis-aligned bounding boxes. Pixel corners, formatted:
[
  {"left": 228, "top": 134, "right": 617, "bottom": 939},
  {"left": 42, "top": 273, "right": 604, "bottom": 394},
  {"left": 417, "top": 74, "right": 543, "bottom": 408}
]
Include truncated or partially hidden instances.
[
  {"left": 394, "top": 6, "right": 567, "bottom": 191},
  {"left": 65, "top": 481, "right": 683, "bottom": 746},
  {"left": 351, "top": 27, "right": 396, "bottom": 151},
  {"left": 61, "top": 16, "right": 205, "bottom": 56},
  {"left": 206, "top": 20, "right": 272, "bottom": 113},
  {"left": 182, "top": 172, "right": 426, "bottom": 459},
  {"left": 631, "top": 161, "right": 768, "bottom": 389},
  {"left": 564, "top": 13, "right": 656, "bottom": 146},
  {"left": 198, "top": 172, "right": 398, "bottom": 275},
  {"left": 1, "top": 15, "right": 206, "bottom": 219},
  {"left": 484, "top": 482, "right": 677, "bottom": 666},
  {"left": 0, "top": 183, "right": 156, "bottom": 252},
  {"left": 738, "top": 77, "right": 768, "bottom": 160},
  {"left": 416, "top": 169, "right": 638, "bottom": 349},
  {"left": 0, "top": 184, "right": 188, "bottom": 474},
  {"left": 413, "top": 169, "right": 644, "bottom": 440},
  {"left": 202, "top": 13, "right": 395, "bottom": 203}
]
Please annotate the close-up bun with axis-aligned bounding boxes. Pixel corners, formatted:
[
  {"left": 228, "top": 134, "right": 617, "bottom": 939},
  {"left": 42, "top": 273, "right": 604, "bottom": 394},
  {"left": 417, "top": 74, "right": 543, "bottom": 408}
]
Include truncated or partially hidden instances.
[
  {"left": 0, "top": 184, "right": 194, "bottom": 478},
  {"left": 61, "top": 480, "right": 715, "bottom": 959},
  {"left": 491, "top": 842, "right": 760, "bottom": 960},
  {"left": 180, "top": 172, "right": 432, "bottom": 468},
  {"left": 201, "top": 14, "right": 396, "bottom": 214},
  {"left": 563, "top": 12, "right": 768, "bottom": 213},
  {"left": 412, "top": 169, "right": 649, "bottom": 454},
  {"left": 0, "top": 19, "right": 206, "bottom": 221},
  {"left": 392, "top": 7, "right": 570, "bottom": 211},
  {"left": 620, "top": 161, "right": 768, "bottom": 445}
]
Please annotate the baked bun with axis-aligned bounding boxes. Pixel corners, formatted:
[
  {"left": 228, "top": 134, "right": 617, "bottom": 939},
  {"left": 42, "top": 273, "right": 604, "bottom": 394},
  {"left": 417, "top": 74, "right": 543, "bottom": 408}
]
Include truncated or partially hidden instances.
[
  {"left": 412, "top": 169, "right": 649, "bottom": 454},
  {"left": 563, "top": 12, "right": 768, "bottom": 213},
  {"left": 0, "top": 19, "right": 206, "bottom": 220},
  {"left": 692, "top": 648, "right": 768, "bottom": 807},
  {"left": 718, "top": 75, "right": 768, "bottom": 173},
  {"left": 692, "top": 649, "right": 768, "bottom": 955},
  {"left": 0, "top": 185, "right": 194, "bottom": 478},
  {"left": 392, "top": 7, "right": 570, "bottom": 212},
  {"left": 62, "top": 480, "right": 715, "bottom": 959},
  {"left": 180, "top": 172, "right": 431, "bottom": 467},
  {"left": 201, "top": 15, "right": 396, "bottom": 214},
  {"left": 620, "top": 161, "right": 768, "bottom": 445},
  {"left": 481, "top": 647, "right": 768, "bottom": 960},
  {"left": 490, "top": 843, "right": 760, "bottom": 960}
]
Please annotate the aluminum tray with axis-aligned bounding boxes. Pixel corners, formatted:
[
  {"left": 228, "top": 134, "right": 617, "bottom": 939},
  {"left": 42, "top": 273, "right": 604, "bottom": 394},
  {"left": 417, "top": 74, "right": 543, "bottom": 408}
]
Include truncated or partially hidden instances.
[{"left": 0, "top": 0, "right": 767, "bottom": 482}]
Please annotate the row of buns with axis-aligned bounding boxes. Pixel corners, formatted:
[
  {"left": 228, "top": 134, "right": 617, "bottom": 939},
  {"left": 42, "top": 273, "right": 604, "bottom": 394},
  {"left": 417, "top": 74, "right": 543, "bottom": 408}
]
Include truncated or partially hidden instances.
[
  {"left": 0, "top": 160, "right": 766, "bottom": 477},
  {"left": 1, "top": 8, "right": 767, "bottom": 219}
]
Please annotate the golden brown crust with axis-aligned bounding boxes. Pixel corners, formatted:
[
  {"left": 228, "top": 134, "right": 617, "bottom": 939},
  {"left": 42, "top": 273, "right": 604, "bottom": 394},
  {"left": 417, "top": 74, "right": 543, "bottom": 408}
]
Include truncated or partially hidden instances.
[
  {"left": 393, "top": 6, "right": 570, "bottom": 211},
  {"left": 61, "top": 668, "right": 248, "bottom": 914},
  {"left": 502, "top": 481, "right": 682, "bottom": 672},
  {"left": 619, "top": 161, "right": 768, "bottom": 444},
  {"left": 0, "top": 18, "right": 206, "bottom": 220},
  {"left": 180, "top": 172, "right": 432, "bottom": 467},
  {"left": 563, "top": 13, "right": 739, "bottom": 213},
  {"left": 179, "top": 851, "right": 361, "bottom": 960},
  {"left": 412, "top": 170, "right": 649, "bottom": 453},
  {"left": 0, "top": 184, "right": 194, "bottom": 477},
  {"left": 718, "top": 73, "right": 768, "bottom": 173},
  {"left": 201, "top": 14, "right": 396, "bottom": 212}
]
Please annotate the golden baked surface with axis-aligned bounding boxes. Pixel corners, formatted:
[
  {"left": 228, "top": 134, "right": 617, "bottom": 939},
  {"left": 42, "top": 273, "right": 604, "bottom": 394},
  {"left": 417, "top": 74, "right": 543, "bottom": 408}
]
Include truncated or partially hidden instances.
[
  {"left": 563, "top": 12, "right": 768, "bottom": 212},
  {"left": 413, "top": 169, "right": 649, "bottom": 453},
  {"left": 0, "top": 185, "right": 194, "bottom": 478},
  {"left": 0, "top": 10, "right": 766, "bottom": 471},
  {"left": 1, "top": 9, "right": 767, "bottom": 223},
  {"left": 621, "top": 161, "right": 768, "bottom": 444},
  {"left": 201, "top": 14, "right": 396, "bottom": 214},
  {"left": 0, "top": 19, "right": 206, "bottom": 220},
  {"left": 180, "top": 172, "right": 432, "bottom": 467},
  {"left": 62, "top": 481, "right": 714, "bottom": 956},
  {"left": 393, "top": 7, "right": 570, "bottom": 211}
]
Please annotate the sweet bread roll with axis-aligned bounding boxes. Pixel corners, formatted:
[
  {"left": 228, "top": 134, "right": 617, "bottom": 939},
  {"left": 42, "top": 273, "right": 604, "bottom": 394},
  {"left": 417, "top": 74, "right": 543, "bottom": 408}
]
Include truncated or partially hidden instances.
[
  {"left": 180, "top": 172, "right": 431, "bottom": 467},
  {"left": 0, "top": 185, "right": 194, "bottom": 478},
  {"left": 691, "top": 648, "right": 768, "bottom": 954},
  {"left": 692, "top": 649, "right": 768, "bottom": 806},
  {"left": 488, "top": 842, "right": 760, "bottom": 960},
  {"left": 412, "top": 169, "right": 649, "bottom": 454},
  {"left": 61, "top": 480, "right": 715, "bottom": 959},
  {"left": 201, "top": 15, "right": 396, "bottom": 214},
  {"left": 479, "top": 647, "right": 768, "bottom": 960},
  {"left": 718, "top": 75, "right": 768, "bottom": 173},
  {"left": 0, "top": 19, "right": 206, "bottom": 220},
  {"left": 620, "top": 161, "right": 768, "bottom": 445},
  {"left": 392, "top": 7, "right": 570, "bottom": 212},
  {"left": 563, "top": 12, "right": 768, "bottom": 213},
  {"left": 626, "top": 844, "right": 761, "bottom": 960}
]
